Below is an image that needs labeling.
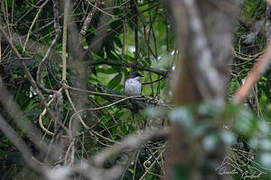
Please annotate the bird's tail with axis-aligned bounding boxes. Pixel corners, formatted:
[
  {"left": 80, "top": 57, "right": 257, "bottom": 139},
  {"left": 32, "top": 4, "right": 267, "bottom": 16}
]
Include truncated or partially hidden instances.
[{"left": 131, "top": 100, "right": 140, "bottom": 114}]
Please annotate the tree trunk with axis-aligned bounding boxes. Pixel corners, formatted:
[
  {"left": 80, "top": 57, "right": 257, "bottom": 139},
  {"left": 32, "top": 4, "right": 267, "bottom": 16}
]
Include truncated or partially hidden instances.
[{"left": 165, "top": 0, "right": 241, "bottom": 179}]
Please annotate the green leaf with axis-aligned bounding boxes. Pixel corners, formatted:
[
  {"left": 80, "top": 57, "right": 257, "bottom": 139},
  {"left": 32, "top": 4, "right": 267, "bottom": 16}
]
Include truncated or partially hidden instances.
[
  {"left": 107, "top": 73, "right": 122, "bottom": 89},
  {"left": 96, "top": 67, "right": 119, "bottom": 74}
]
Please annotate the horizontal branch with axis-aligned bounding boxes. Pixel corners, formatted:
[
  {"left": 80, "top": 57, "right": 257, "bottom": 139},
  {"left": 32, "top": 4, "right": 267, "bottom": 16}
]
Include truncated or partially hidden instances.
[
  {"left": 93, "top": 127, "right": 169, "bottom": 167},
  {"left": 89, "top": 60, "right": 168, "bottom": 76},
  {"left": 2, "top": 32, "right": 167, "bottom": 77}
]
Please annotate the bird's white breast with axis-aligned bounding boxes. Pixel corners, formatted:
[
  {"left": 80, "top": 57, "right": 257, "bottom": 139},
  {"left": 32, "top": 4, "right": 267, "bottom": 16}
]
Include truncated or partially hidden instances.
[{"left": 125, "top": 78, "right": 142, "bottom": 95}]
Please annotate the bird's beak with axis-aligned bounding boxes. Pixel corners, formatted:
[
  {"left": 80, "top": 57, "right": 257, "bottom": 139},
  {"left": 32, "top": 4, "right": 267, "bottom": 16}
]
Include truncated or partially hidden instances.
[{"left": 140, "top": 74, "right": 144, "bottom": 77}]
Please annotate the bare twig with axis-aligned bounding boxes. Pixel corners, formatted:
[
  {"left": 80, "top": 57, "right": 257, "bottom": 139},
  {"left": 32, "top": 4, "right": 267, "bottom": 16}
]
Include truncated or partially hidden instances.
[
  {"left": 70, "top": 95, "right": 142, "bottom": 123},
  {"left": 23, "top": 0, "right": 50, "bottom": 52},
  {"left": 86, "top": 0, "right": 115, "bottom": 18},
  {"left": 0, "top": 80, "right": 62, "bottom": 161},
  {"left": 89, "top": 60, "right": 168, "bottom": 76},
  {"left": 133, "top": 0, "right": 139, "bottom": 67},
  {"left": 80, "top": 0, "right": 100, "bottom": 43},
  {"left": 93, "top": 127, "right": 169, "bottom": 167},
  {"left": 0, "top": 24, "right": 56, "bottom": 121},
  {"left": 14, "top": 0, "right": 45, "bottom": 26},
  {"left": 36, "top": 0, "right": 61, "bottom": 94},
  {"left": 0, "top": 114, "right": 44, "bottom": 175},
  {"left": 233, "top": 41, "right": 271, "bottom": 103},
  {"left": 62, "top": 0, "right": 69, "bottom": 83}
]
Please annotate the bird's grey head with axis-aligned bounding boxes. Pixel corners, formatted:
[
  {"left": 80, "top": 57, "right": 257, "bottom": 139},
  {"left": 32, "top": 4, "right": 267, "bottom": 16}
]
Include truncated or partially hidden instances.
[{"left": 128, "top": 72, "right": 144, "bottom": 80}]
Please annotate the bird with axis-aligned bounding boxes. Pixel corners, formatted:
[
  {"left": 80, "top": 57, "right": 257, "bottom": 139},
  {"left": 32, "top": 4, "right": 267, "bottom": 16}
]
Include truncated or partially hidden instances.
[
  {"left": 125, "top": 72, "right": 144, "bottom": 95},
  {"left": 124, "top": 72, "right": 144, "bottom": 113}
]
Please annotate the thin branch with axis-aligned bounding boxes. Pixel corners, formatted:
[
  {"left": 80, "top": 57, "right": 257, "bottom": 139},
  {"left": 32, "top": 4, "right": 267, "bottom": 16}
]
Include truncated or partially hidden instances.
[
  {"left": 69, "top": 85, "right": 127, "bottom": 98},
  {"left": 62, "top": 0, "right": 69, "bottom": 82},
  {"left": 93, "top": 127, "right": 169, "bottom": 167},
  {"left": 23, "top": 0, "right": 50, "bottom": 52},
  {"left": 0, "top": 80, "right": 62, "bottom": 161},
  {"left": 233, "top": 41, "right": 271, "bottom": 103},
  {"left": 67, "top": 95, "right": 149, "bottom": 141},
  {"left": 79, "top": 0, "right": 100, "bottom": 43},
  {"left": 142, "top": 75, "right": 166, "bottom": 85},
  {"left": 0, "top": 24, "right": 56, "bottom": 121},
  {"left": 89, "top": 60, "right": 168, "bottom": 76},
  {"left": 36, "top": 0, "right": 61, "bottom": 94},
  {"left": 70, "top": 95, "right": 142, "bottom": 121},
  {"left": 14, "top": 0, "right": 44, "bottom": 26},
  {"left": 134, "top": 0, "right": 139, "bottom": 67},
  {"left": 86, "top": 0, "right": 115, "bottom": 18},
  {"left": 0, "top": 37, "right": 1, "bottom": 63},
  {"left": 0, "top": 114, "right": 44, "bottom": 175},
  {"left": 87, "top": 2, "right": 159, "bottom": 53}
]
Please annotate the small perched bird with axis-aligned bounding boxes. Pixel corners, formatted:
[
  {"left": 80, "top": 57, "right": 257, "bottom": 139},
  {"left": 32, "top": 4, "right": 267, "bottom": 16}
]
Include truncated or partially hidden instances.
[
  {"left": 124, "top": 72, "right": 144, "bottom": 113},
  {"left": 125, "top": 72, "right": 144, "bottom": 96}
]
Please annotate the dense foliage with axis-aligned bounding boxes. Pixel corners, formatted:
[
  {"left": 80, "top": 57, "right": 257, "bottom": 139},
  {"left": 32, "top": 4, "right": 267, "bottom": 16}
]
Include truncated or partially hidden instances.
[
  {"left": 0, "top": 0, "right": 171, "bottom": 179},
  {"left": 1, "top": 0, "right": 271, "bottom": 179}
]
